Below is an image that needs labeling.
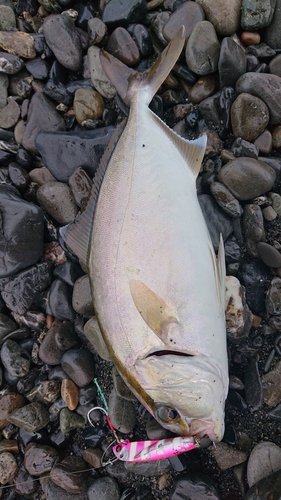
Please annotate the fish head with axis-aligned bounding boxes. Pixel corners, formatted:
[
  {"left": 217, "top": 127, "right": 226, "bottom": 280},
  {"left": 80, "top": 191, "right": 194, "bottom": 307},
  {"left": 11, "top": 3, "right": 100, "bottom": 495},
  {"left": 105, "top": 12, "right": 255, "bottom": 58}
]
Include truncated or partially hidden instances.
[{"left": 134, "top": 353, "right": 228, "bottom": 442}]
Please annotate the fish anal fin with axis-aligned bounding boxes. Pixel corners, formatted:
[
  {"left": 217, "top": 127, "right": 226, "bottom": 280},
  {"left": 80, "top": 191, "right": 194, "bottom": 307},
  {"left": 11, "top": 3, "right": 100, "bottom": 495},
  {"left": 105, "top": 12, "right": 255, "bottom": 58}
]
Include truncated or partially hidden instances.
[
  {"left": 60, "top": 120, "right": 127, "bottom": 268},
  {"left": 129, "top": 280, "right": 178, "bottom": 342},
  {"left": 150, "top": 111, "right": 206, "bottom": 178}
]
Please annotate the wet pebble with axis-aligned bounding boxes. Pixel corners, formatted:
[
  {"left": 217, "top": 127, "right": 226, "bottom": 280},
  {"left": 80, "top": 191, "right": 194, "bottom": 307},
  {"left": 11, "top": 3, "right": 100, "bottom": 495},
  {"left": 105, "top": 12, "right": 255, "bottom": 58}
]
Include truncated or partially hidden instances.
[
  {"left": 108, "top": 387, "right": 136, "bottom": 433},
  {"left": 42, "top": 14, "right": 82, "bottom": 71},
  {"left": 266, "top": 277, "right": 281, "bottom": 315},
  {"left": 1, "top": 339, "right": 30, "bottom": 377},
  {"left": 0, "top": 451, "right": 17, "bottom": 484},
  {"left": 218, "top": 157, "right": 276, "bottom": 201},
  {"left": 163, "top": 1, "right": 205, "bottom": 43},
  {"left": 170, "top": 472, "right": 221, "bottom": 500},
  {"left": 26, "top": 380, "right": 60, "bottom": 404},
  {"left": 47, "top": 279, "right": 76, "bottom": 321},
  {"left": 59, "top": 407, "right": 85, "bottom": 433},
  {"left": 24, "top": 442, "right": 59, "bottom": 476},
  {"left": 14, "top": 463, "right": 35, "bottom": 496},
  {"left": 0, "top": 30, "right": 36, "bottom": 59},
  {"left": 245, "top": 469, "right": 281, "bottom": 500},
  {"left": 231, "top": 93, "right": 269, "bottom": 141},
  {"left": 40, "top": 475, "right": 88, "bottom": 500},
  {"left": 74, "top": 88, "right": 105, "bottom": 125},
  {"left": 254, "top": 129, "right": 272, "bottom": 154},
  {"left": 50, "top": 456, "right": 87, "bottom": 493},
  {"left": 262, "top": 360, "right": 281, "bottom": 407},
  {"left": 211, "top": 442, "right": 247, "bottom": 470},
  {"left": 210, "top": 182, "right": 243, "bottom": 217},
  {"left": 195, "top": 0, "right": 242, "bottom": 36},
  {"left": 69, "top": 167, "right": 92, "bottom": 208},
  {"left": 102, "top": 0, "right": 147, "bottom": 29},
  {"left": 107, "top": 27, "right": 140, "bottom": 66},
  {"left": 61, "top": 348, "right": 95, "bottom": 387},
  {"left": 39, "top": 320, "right": 77, "bottom": 365},
  {"left": 188, "top": 75, "right": 216, "bottom": 104},
  {"left": 8, "top": 401, "right": 50, "bottom": 432},
  {"left": 241, "top": 0, "right": 276, "bottom": 30},
  {"left": 61, "top": 378, "right": 79, "bottom": 410},
  {"left": 125, "top": 458, "right": 171, "bottom": 476},
  {"left": 244, "top": 357, "right": 263, "bottom": 410},
  {"left": 88, "top": 476, "right": 120, "bottom": 500},
  {"left": 238, "top": 260, "right": 270, "bottom": 314},
  {"left": 0, "top": 392, "right": 26, "bottom": 429},
  {"left": 257, "top": 242, "right": 281, "bottom": 267},
  {"left": 37, "top": 181, "right": 78, "bottom": 225},
  {"left": 0, "top": 99, "right": 20, "bottom": 129},
  {"left": 72, "top": 275, "right": 94, "bottom": 317},
  {"left": 218, "top": 37, "right": 247, "bottom": 89},
  {"left": 185, "top": 21, "right": 220, "bottom": 75},
  {"left": 0, "top": 51, "right": 24, "bottom": 74}
]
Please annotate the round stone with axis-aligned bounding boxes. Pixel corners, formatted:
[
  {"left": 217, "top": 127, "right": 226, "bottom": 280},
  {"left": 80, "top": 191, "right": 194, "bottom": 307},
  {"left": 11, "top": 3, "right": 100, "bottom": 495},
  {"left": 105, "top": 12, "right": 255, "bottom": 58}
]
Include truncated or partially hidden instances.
[
  {"left": 241, "top": 0, "right": 276, "bottom": 30},
  {"left": 254, "top": 129, "right": 272, "bottom": 154},
  {"left": 231, "top": 93, "right": 269, "bottom": 142},
  {"left": 50, "top": 456, "right": 87, "bottom": 494},
  {"left": 241, "top": 31, "right": 261, "bottom": 46},
  {"left": 247, "top": 441, "right": 281, "bottom": 488},
  {"left": 72, "top": 275, "right": 94, "bottom": 317},
  {"left": 87, "top": 46, "right": 116, "bottom": 99},
  {"left": 88, "top": 476, "right": 120, "bottom": 500},
  {"left": 257, "top": 242, "right": 281, "bottom": 268},
  {"left": 269, "top": 54, "right": 281, "bottom": 77},
  {"left": 218, "top": 157, "right": 276, "bottom": 201},
  {"left": 163, "top": 1, "right": 205, "bottom": 43},
  {"left": 24, "top": 443, "right": 59, "bottom": 476},
  {"left": 272, "top": 125, "right": 281, "bottom": 148},
  {"left": 218, "top": 37, "right": 247, "bottom": 89},
  {"left": 0, "top": 452, "right": 17, "bottom": 484},
  {"left": 210, "top": 182, "right": 243, "bottom": 217},
  {"left": 0, "top": 392, "right": 26, "bottom": 430},
  {"left": 61, "top": 348, "right": 95, "bottom": 387},
  {"left": 188, "top": 75, "right": 216, "bottom": 104},
  {"left": 185, "top": 21, "right": 220, "bottom": 75},
  {"left": 61, "top": 378, "right": 79, "bottom": 411},
  {"left": 8, "top": 402, "right": 50, "bottom": 432},
  {"left": 42, "top": 14, "right": 82, "bottom": 71},
  {"left": 1, "top": 340, "right": 30, "bottom": 377},
  {"left": 0, "top": 31, "right": 36, "bottom": 59},
  {"left": 266, "top": 277, "right": 281, "bottom": 315},
  {"left": 73, "top": 88, "right": 105, "bottom": 125},
  {"left": 170, "top": 472, "right": 221, "bottom": 500},
  {"left": 106, "top": 27, "right": 140, "bottom": 66},
  {"left": 37, "top": 182, "right": 78, "bottom": 225},
  {"left": 59, "top": 407, "right": 85, "bottom": 433},
  {"left": 0, "top": 99, "right": 20, "bottom": 129},
  {"left": 195, "top": 0, "right": 242, "bottom": 36}
]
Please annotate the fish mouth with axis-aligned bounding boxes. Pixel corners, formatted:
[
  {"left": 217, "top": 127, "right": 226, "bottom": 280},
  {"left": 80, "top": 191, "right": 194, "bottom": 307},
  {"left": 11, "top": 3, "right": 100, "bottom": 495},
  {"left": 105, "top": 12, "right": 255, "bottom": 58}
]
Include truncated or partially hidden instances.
[{"left": 146, "top": 350, "right": 193, "bottom": 358}]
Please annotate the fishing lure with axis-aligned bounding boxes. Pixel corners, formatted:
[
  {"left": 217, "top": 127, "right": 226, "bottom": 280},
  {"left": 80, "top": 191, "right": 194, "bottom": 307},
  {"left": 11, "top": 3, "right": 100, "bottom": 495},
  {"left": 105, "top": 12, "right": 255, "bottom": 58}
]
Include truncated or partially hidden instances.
[{"left": 112, "top": 436, "right": 199, "bottom": 462}]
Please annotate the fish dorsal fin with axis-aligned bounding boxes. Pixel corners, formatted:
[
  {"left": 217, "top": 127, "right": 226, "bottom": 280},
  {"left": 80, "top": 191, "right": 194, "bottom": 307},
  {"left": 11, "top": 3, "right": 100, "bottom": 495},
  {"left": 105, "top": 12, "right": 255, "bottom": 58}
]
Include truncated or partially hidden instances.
[
  {"left": 60, "top": 119, "right": 127, "bottom": 268},
  {"left": 129, "top": 279, "right": 179, "bottom": 342},
  {"left": 209, "top": 235, "right": 226, "bottom": 315},
  {"left": 150, "top": 111, "right": 207, "bottom": 178},
  {"left": 100, "top": 27, "right": 185, "bottom": 107}
]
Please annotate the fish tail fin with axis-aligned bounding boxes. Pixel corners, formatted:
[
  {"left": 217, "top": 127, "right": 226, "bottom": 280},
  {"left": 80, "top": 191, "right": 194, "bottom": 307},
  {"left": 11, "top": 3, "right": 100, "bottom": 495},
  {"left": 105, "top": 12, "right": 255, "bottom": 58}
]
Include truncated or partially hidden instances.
[{"left": 100, "top": 27, "right": 186, "bottom": 107}]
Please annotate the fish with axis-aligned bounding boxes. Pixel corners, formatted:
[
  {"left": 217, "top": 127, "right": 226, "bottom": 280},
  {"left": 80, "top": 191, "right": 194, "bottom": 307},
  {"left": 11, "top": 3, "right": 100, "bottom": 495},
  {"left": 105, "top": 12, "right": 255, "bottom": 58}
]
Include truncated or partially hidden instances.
[{"left": 61, "top": 27, "right": 228, "bottom": 442}]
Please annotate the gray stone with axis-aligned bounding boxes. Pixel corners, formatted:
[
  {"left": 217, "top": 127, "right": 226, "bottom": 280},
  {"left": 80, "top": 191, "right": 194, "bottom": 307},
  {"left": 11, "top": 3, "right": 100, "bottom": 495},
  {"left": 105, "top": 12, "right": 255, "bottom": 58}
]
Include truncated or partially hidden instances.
[
  {"left": 0, "top": 5, "right": 16, "bottom": 30},
  {"left": 218, "top": 157, "right": 276, "bottom": 201},
  {"left": 40, "top": 476, "right": 88, "bottom": 500},
  {"left": 241, "top": 0, "right": 276, "bottom": 29},
  {"left": 72, "top": 275, "right": 94, "bottom": 317},
  {"left": 101, "top": 0, "right": 147, "bottom": 29},
  {"left": 195, "top": 0, "right": 242, "bottom": 36},
  {"left": 170, "top": 473, "right": 221, "bottom": 500},
  {"left": 245, "top": 470, "right": 281, "bottom": 500},
  {"left": 0, "top": 100, "right": 20, "bottom": 129},
  {"left": 218, "top": 37, "right": 247, "bottom": 89},
  {"left": 269, "top": 54, "right": 281, "bottom": 76},
  {"left": 26, "top": 380, "right": 61, "bottom": 404},
  {"left": 125, "top": 458, "right": 171, "bottom": 476},
  {"left": 264, "top": 0, "right": 281, "bottom": 49},
  {"left": 257, "top": 242, "right": 281, "bottom": 268},
  {"left": 231, "top": 137, "right": 259, "bottom": 158},
  {"left": 61, "top": 348, "right": 95, "bottom": 387},
  {"left": 0, "top": 452, "right": 17, "bottom": 485},
  {"left": 236, "top": 72, "right": 281, "bottom": 125},
  {"left": 185, "top": 21, "right": 220, "bottom": 75},
  {"left": 0, "top": 314, "right": 17, "bottom": 345},
  {"left": 112, "top": 366, "right": 137, "bottom": 402},
  {"left": 243, "top": 205, "right": 265, "bottom": 242},
  {"left": 163, "top": 1, "right": 205, "bottom": 43},
  {"left": 0, "top": 51, "right": 24, "bottom": 74},
  {"left": 24, "top": 443, "right": 59, "bottom": 476},
  {"left": 151, "top": 12, "right": 170, "bottom": 46},
  {"left": 88, "top": 18, "right": 107, "bottom": 45},
  {"left": 262, "top": 361, "right": 281, "bottom": 407},
  {"left": 0, "top": 73, "right": 8, "bottom": 109},
  {"left": 22, "top": 92, "right": 65, "bottom": 154},
  {"left": 8, "top": 402, "right": 50, "bottom": 432},
  {"left": 37, "top": 182, "right": 78, "bottom": 225},
  {"left": 87, "top": 45, "right": 118, "bottom": 98},
  {"left": 87, "top": 477, "right": 120, "bottom": 500},
  {"left": 210, "top": 182, "right": 243, "bottom": 218},
  {"left": 211, "top": 442, "right": 247, "bottom": 470},
  {"left": 108, "top": 387, "right": 136, "bottom": 434},
  {"left": 231, "top": 93, "right": 269, "bottom": 141},
  {"left": 198, "top": 194, "right": 233, "bottom": 250},
  {"left": 247, "top": 441, "right": 281, "bottom": 488},
  {"left": 59, "top": 408, "right": 85, "bottom": 434},
  {"left": 1, "top": 340, "right": 30, "bottom": 377},
  {"left": 42, "top": 14, "right": 82, "bottom": 71},
  {"left": 266, "top": 277, "right": 281, "bottom": 315}
]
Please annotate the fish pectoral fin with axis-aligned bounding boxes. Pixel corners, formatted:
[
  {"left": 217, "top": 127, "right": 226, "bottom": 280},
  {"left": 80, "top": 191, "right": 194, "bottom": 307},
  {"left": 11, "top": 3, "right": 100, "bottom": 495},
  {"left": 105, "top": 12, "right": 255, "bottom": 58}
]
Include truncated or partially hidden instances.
[
  {"left": 84, "top": 317, "right": 113, "bottom": 362},
  {"left": 209, "top": 235, "right": 226, "bottom": 315},
  {"left": 129, "top": 279, "right": 179, "bottom": 341},
  {"left": 59, "top": 120, "right": 127, "bottom": 269}
]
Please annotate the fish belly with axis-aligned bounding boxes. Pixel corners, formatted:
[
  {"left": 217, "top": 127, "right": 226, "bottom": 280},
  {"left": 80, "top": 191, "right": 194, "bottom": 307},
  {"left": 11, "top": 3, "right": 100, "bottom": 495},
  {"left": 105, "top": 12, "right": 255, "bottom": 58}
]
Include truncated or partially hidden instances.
[{"left": 90, "top": 104, "right": 226, "bottom": 374}]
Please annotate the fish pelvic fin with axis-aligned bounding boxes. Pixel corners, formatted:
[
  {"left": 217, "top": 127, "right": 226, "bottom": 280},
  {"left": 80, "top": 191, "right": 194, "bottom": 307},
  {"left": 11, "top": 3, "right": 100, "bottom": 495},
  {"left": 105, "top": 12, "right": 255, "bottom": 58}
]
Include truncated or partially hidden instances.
[
  {"left": 129, "top": 279, "right": 179, "bottom": 342},
  {"left": 100, "top": 27, "right": 186, "bottom": 107}
]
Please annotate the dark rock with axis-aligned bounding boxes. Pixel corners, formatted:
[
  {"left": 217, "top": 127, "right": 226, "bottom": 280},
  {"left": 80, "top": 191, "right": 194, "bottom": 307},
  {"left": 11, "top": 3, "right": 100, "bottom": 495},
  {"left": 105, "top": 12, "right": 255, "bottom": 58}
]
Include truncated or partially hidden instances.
[
  {"left": 231, "top": 137, "right": 259, "bottom": 159},
  {"left": 198, "top": 194, "right": 233, "bottom": 250},
  {"left": 54, "top": 261, "right": 84, "bottom": 286},
  {"left": 75, "top": 3, "right": 95, "bottom": 30},
  {"left": 224, "top": 235, "right": 241, "bottom": 264},
  {"left": 39, "top": 319, "right": 77, "bottom": 365},
  {"left": 61, "top": 348, "right": 95, "bottom": 387},
  {"left": 102, "top": 0, "right": 147, "bottom": 29},
  {"left": 0, "top": 392, "right": 26, "bottom": 429},
  {"left": 25, "top": 57, "right": 51, "bottom": 80},
  {"left": 8, "top": 162, "right": 29, "bottom": 190},
  {"left": 72, "top": 275, "right": 94, "bottom": 317},
  {"left": 218, "top": 37, "right": 247, "bottom": 89},
  {"left": 266, "top": 277, "right": 281, "bottom": 315},
  {"left": 231, "top": 93, "right": 269, "bottom": 142},
  {"left": 163, "top": 1, "right": 205, "bottom": 43},
  {"left": 170, "top": 472, "right": 221, "bottom": 500},
  {"left": 1, "top": 262, "right": 52, "bottom": 315},
  {"left": 0, "top": 185, "right": 44, "bottom": 278},
  {"left": 24, "top": 442, "right": 59, "bottom": 476},
  {"left": 79, "top": 382, "right": 97, "bottom": 406},
  {"left": 243, "top": 205, "right": 265, "bottom": 243},
  {"left": 238, "top": 260, "right": 270, "bottom": 314},
  {"left": 241, "top": 0, "right": 276, "bottom": 30},
  {"left": 37, "top": 182, "right": 78, "bottom": 225},
  {"left": 14, "top": 464, "right": 35, "bottom": 496},
  {"left": 244, "top": 358, "right": 263, "bottom": 410},
  {"left": 50, "top": 456, "right": 87, "bottom": 494},
  {"left": 35, "top": 126, "right": 115, "bottom": 182},
  {"left": 127, "top": 24, "right": 153, "bottom": 57},
  {"left": 88, "top": 476, "right": 120, "bottom": 500},
  {"left": 257, "top": 242, "right": 281, "bottom": 268},
  {"left": 42, "top": 14, "right": 82, "bottom": 71},
  {"left": 0, "top": 314, "right": 17, "bottom": 344},
  {"left": 227, "top": 389, "right": 248, "bottom": 411},
  {"left": 210, "top": 182, "right": 243, "bottom": 218},
  {"left": 40, "top": 475, "right": 88, "bottom": 500},
  {"left": 125, "top": 458, "right": 170, "bottom": 476},
  {"left": 107, "top": 27, "right": 140, "bottom": 66},
  {"left": 8, "top": 401, "right": 50, "bottom": 432},
  {"left": 185, "top": 21, "right": 220, "bottom": 75},
  {"left": 0, "top": 52, "right": 24, "bottom": 74},
  {"left": 247, "top": 441, "right": 281, "bottom": 488},
  {"left": 82, "top": 425, "right": 107, "bottom": 449},
  {"left": 1, "top": 340, "right": 30, "bottom": 377},
  {"left": 22, "top": 92, "right": 66, "bottom": 154},
  {"left": 48, "top": 279, "right": 76, "bottom": 321},
  {"left": 108, "top": 387, "right": 136, "bottom": 434},
  {"left": 247, "top": 42, "right": 276, "bottom": 59}
]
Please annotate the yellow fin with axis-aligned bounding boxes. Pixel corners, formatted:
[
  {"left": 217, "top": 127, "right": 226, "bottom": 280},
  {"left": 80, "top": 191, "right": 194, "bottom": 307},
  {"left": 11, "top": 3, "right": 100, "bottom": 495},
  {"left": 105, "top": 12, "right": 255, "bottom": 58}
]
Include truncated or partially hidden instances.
[{"left": 129, "top": 280, "right": 178, "bottom": 341}]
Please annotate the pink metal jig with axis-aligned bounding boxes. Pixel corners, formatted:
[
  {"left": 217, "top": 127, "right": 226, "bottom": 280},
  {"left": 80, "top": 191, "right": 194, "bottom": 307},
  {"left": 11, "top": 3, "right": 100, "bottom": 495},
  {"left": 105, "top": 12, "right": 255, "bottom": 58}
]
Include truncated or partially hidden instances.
[{"left": 112, "top": 436, "right": 199, "bottom": 462}]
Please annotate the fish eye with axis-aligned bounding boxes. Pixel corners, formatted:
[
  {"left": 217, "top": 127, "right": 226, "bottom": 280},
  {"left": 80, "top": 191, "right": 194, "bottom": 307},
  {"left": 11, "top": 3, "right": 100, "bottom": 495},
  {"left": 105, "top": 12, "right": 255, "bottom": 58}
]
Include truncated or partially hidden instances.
[{"left": 156, "top": 405, "right": 180, "bottom": 424}]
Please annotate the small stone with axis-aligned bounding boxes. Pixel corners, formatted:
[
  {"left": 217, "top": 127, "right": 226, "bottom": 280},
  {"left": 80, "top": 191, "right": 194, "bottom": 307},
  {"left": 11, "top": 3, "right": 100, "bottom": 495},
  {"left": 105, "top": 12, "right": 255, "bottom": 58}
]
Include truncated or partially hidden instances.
[
  {"left": 0, "top": 31, "right": 36, "bottom": 59},
  {"left": 241, "top": 0, "right": 276, "bottom": 30},
  {"left": 47, "top": 279, "right": 76, "bottom": 321},
  {"left": 107, "top": 27, "right": 140, "bottom": 66},
  {"left": 102, "top": 0, "right": 147, "bottom": 29},
  {"left": 69, "top": 167, "right": 92, "bottom": 208},
  {"left": 0, "top": 452, "right": 17, "bottom": 484},
  {"left": 163, "top": 1, "right": 205, "bottom": 43},
  {"left": 151, "top": 11, "right": 171, "bottom": 45},
  {"left": 72, "top": 275, "right": 94, "bottom": 317},
  {"left": 42, "top": 14, "right": 82, "bottom": 71},
  {"left": 210, "top": 182, "right": 243, "bottom": 218},
  {"left": 61, "top": 378, "right": 79, "bottom": 410},
  {"left": 0, "top": 392, "right": 26, "bottom": 429},
  {"left": 247, "top": 441, "right": 281, "bottom": 488},
  {"left": 262, "top": 205, "right": 277, "bottom": 221},
  {"left": 244, "top": 357, "right": 263, "bottom": 410},
  {"left": 37, "top": 181, "right": 78, "bottom": 225},
  {"left": 211, "top": 442, "right": 247, "bottom": 470},
  {"left": 170, "top": 472, "right": 220, "bottom": 499},
  {"left": 108, "top": 387, "right": 136, "bottom": 433},
  {"left": 127, "top": 23, "right": 153, "bottom": 57},
  {"left": 14, "top": 464, "right": 35, "bottom": 496},
  {"left": 26, "top": 380, "right": 60, "bottom": 404},
  {"left": 225, "top": 276, "right": 253, "bottom": 343},
  {"left": 243, "top": 204, "right": 265, "bottom": 243},
  {"left": 272, "top": 125, "right": 281, "bottom": 148},
  {"left": 50, "top": 456, "right": 87, "bottom": 494},
  {"left": 218, "top": 157, "right": 276, "bottom": 201},
  {"left": 88, "top": 46, "right": 116, "bottom": 99},
  {"left": 218, "top": 37, "right": 247, "bottom": 89},
  {"left": 83, "top": 447, "right": 103, "bottom": 469},
  {"left": 245, "top": 470, "right": 281, "bottom": 500},
  {"left": 231, "top": 93, "right": 269, "bottom": 142},
  {"left": 254, "top": 129, "right": 272, "bottom": 154},
  {"left": 266, "top": 277, "right": 281, "bottom": 316},
  {"left": 257, "top": 242, "right": 281, "bottom": 267},
  {"left": 61, "top": 348, "right": 95, "bottom": 387},
  {"left": 8, "top": 401, "right": 50, "bottom": 432},
  {"left": 269, "top": 192, "right": 281, "bottom": 216},
  {"left": 54, "top": 262, "right": 84, "bottom": 287},
  {"left": 241, "top": 31, "right": 261, "bottom": 46},
  {"left": 1, "top": 340, "right": 30, "bottom": 377},
  {"left": 0, "top": 99, "right": 20, "bottom": 129},
  {"left": 0, "top": 4, "right": 16, "bottom": 30},
  {"left": 188, "top": 75, "right": 216, "bottom": 104},
  {"left": 185, "top": 21, "right": 220, "bottom": 75},
  {"left": 24, "top": 442, "right": 59, "bottom": 476},
  {"left": 125, "top": 459, "right": 171, "bottom": 476},
  {"left": 88, "top": 476, "right": 120, "bottom": 500},
  {"left": 195, "top": 0, "right": 242, "bottom": 36},
  {"left": 29, "top": 167, "right": 56, "bottom": 185},
  {"left": 88, "top": 18, "right": 107, "bottom": 45},
  {"left": 231, "top": 137, "right": 259, "bottom": 158},
  {"left": 0, "top": 73, "right": 8, "bottom": 109},
  {"left": 39, "top": 320, "right": 76, "bottom": 365},
  {"left": 59, "top": 407, "right": 85, "bottom": 433},
  {"left": 269, "top": 54, "right": 281, "bottom": 77},
  {"left": 74, "top": 88, "right": 105, "bottom": 125},
  {"left": 0, "top": 51, "right": 24, "bottom": 74}
]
